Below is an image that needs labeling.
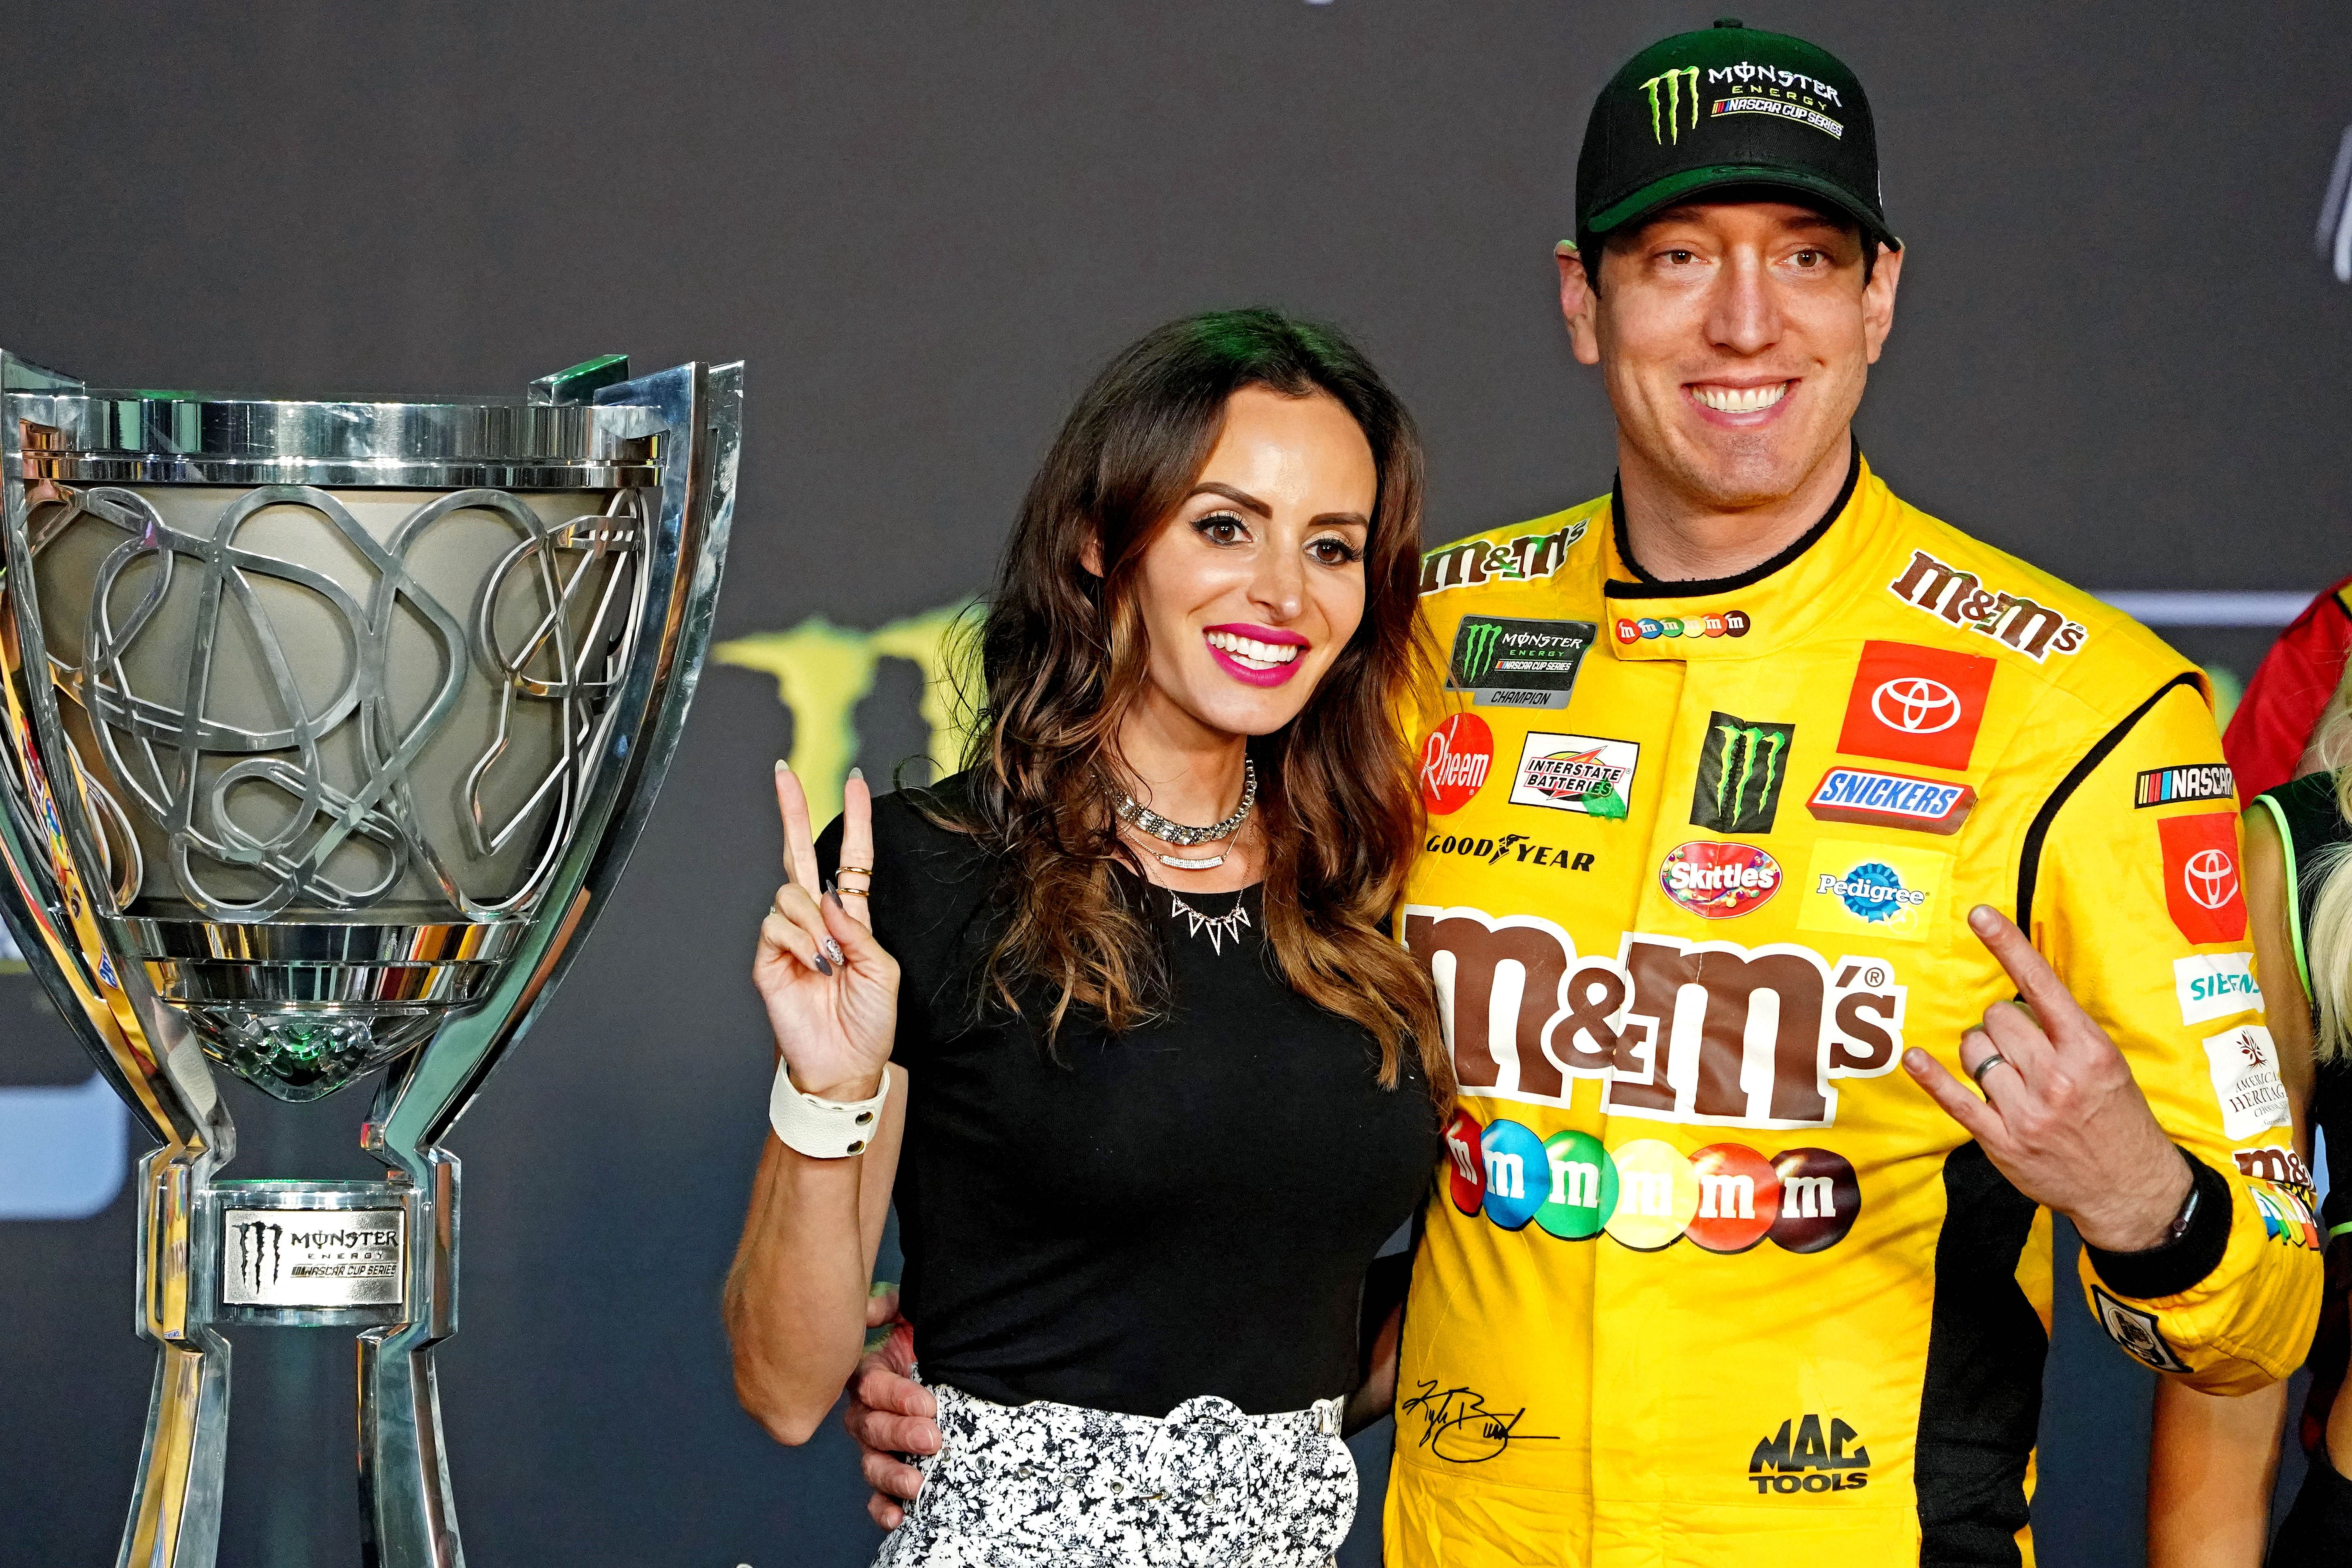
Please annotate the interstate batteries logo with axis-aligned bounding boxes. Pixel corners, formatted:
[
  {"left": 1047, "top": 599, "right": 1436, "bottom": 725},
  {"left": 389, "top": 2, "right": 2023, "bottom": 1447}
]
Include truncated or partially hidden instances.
[
  {"left": 1660, "top": 842, "right": 1783, "bottom": 919},
  {"left": 1510, "top": 732, "right": 1638, "bottom": 819},
  {"left": 1445, "top": 616, "right": 1595, "bottom": 709},
  {"left": 1444, "top": 1111, "right": 1860, "bottom": 1253},
  {"left": 1751, "top": 1416, "right": 1870, "bottom": 1495},
  {"left": 1690, "top": 712, "right": 1794, "bottom": 834}
]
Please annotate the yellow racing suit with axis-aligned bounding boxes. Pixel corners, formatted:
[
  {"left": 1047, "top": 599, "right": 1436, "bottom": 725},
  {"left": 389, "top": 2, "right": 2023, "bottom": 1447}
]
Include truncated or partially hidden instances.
[{"left": 1386, "top": 454, "right": 2323, "bottom": 1567}]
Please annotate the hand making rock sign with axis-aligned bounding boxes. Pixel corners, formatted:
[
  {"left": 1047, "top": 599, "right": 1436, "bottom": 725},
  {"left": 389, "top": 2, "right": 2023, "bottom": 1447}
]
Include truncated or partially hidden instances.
[{"left": 1903, "top": 904, "right": 2196, "bottom": 1254}]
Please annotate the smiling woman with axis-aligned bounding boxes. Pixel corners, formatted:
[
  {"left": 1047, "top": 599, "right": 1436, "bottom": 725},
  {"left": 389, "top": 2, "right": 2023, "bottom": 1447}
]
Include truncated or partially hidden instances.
[{"left": 723, "top": 310, "right": 1450, "bottom": 1568}]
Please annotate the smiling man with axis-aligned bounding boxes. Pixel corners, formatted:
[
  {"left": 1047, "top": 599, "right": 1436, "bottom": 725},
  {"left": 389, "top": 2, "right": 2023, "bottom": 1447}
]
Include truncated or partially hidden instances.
[
  {"left": 836, "top": 19, "right": 2319, "bottom": 1567},
  {"left": 1389, "top": 18, "right": 2320, "bottom": 1568}
]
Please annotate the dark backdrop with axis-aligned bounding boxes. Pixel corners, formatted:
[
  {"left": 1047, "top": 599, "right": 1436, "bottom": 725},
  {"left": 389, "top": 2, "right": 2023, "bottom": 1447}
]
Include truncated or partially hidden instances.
[{"left": 2, "top": 4, "right": 2348, "bottom": 1564}]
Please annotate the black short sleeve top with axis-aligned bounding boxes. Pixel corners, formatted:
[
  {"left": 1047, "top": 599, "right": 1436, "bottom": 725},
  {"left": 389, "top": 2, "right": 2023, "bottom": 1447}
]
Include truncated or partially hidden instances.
[{"left": 815, "top": 776, "right": 1441, "bottom": 1417}]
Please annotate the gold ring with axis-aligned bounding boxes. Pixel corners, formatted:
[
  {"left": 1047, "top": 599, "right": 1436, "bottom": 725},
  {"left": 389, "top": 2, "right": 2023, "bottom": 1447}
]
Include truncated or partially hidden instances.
[
  {"left": 837, "top": 864, "right": 875, "bottom": 879},
  {"left": 837, "top": 886, "right": 869, "bottom": 898}
]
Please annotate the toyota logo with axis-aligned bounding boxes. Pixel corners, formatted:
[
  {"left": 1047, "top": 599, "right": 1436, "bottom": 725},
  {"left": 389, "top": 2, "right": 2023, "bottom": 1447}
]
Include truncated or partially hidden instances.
[
  {"left": 2185, "top": 848, "right": 2237, "bottom": 911},
  {"left": 1871, "top": 678, "right": 1960, "bottom": 734}
]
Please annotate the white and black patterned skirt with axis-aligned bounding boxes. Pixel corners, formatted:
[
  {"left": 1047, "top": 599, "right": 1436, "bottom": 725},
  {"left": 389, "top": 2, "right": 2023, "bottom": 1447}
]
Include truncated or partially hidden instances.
[{"left": 873, "top": 1380, "right": 1356, "bottom": 1568}]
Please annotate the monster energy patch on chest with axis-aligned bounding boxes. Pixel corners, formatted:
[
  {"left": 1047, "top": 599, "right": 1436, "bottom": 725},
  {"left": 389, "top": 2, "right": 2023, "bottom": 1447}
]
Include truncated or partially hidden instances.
[
  {"left": 1690, "top": 712, "right": 1797, "bottom": 835},
  {"left": 222, "top": 1208, "right": 405, "bottom": 1308},
  {"left": 1444, "top": 616, "right": 1596, "bottom": 709}
]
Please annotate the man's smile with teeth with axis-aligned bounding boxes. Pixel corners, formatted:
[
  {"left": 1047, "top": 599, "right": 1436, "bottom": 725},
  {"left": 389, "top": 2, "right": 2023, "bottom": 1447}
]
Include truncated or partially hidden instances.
[
  {"left": 1689, "top": 381, "right": 1792, "bottom": 413},
  {"left": 1205, "top": 629, "right": 1301, "bottom": 669}
]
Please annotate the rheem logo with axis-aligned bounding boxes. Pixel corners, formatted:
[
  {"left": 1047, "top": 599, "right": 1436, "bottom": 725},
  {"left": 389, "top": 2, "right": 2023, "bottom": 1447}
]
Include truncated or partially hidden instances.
[
  {"left": 1420, "top": 713, "right": 1494, "bottom": 815},
  {"left": 1442, "top": 1110, "right": 1862, "bottom": 1254}
]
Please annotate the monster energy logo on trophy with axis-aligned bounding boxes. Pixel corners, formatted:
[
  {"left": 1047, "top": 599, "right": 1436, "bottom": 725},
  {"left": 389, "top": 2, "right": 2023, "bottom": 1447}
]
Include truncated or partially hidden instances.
[
  {"left": 1690, "top": 712, "right": 1796, "bottom": 834},
  {"left": 1445, "top": 616, "right": 1596, "bottom": 709},
  {"left": 1641, "top": 66, "right": 1701, "bottom": 144}
]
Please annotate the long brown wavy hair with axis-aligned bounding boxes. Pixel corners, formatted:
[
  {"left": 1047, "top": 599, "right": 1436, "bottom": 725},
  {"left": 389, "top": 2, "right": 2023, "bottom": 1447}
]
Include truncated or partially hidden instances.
[{"left": 932, "top": 308, "right": 1446, "bottom": 1098}]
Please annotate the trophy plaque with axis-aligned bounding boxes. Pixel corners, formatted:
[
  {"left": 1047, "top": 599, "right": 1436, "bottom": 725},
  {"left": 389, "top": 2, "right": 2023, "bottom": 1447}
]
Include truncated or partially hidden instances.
[{"left": 0, "top": 351, "right": 740, "bottom": 1567}]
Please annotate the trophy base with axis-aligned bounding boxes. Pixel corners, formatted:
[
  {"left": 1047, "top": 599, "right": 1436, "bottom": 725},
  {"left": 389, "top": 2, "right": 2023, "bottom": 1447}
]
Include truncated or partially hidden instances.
[{"left": 123, "top": 1151, "right": 464, "bottom": 1568}]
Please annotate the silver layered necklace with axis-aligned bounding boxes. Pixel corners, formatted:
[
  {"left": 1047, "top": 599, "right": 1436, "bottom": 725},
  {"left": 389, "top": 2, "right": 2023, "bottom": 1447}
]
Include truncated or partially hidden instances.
[{"left": 1112, "top": 758, "right": 1256, "bottom": 871}]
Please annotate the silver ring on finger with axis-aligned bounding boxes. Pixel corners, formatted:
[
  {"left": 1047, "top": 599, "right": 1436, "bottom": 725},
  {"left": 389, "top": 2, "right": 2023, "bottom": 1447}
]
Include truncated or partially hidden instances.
[{"left": 1969, "top": 1052, "right": 2015, "bottom": 1091}]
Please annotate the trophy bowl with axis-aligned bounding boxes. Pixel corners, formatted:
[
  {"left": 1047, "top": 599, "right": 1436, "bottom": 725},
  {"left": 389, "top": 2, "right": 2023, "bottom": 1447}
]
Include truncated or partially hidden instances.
[{"left": 0, "top": 351, "right": 740, "bottom": 1568}]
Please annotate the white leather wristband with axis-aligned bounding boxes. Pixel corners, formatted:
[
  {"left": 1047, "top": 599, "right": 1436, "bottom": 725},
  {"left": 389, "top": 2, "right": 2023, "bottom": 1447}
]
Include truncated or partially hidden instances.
[{"left": 768, "top": 1062, "right": 889, "bottom": 1158}]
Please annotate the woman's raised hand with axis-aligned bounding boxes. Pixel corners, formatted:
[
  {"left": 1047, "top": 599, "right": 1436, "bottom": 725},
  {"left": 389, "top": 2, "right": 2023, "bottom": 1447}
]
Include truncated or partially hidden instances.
[{"left": 753, "top": 764, "right": 899, "bottom": 1101}]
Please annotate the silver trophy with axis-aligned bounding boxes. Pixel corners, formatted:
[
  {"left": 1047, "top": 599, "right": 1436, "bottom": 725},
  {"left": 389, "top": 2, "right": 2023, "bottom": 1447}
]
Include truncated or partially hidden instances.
[{"left": 0, "top": 351, "right": 739, "bottom": 1567}]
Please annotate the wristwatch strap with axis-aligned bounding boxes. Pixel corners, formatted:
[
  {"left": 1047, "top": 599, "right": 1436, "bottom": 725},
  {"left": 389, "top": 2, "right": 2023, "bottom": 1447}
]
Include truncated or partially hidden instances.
[{"left": 768, "top": 1062, "right": 889, "bottom": 1158}]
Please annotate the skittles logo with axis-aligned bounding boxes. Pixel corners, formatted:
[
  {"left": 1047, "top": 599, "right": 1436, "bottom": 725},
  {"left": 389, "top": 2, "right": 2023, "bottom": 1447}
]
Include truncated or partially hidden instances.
[
  {"left": 1442, "top": 1110, "right": 1859, "bottom": 1254},
  {"left": 1658, "top": 841, "right": 1783, "bottom": 919}
]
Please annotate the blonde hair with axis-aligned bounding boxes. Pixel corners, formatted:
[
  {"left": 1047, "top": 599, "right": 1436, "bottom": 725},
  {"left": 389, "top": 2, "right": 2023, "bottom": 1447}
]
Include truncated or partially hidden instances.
[{"left": 2305, "top": 662, "right": 2352, "bottom": 1062}]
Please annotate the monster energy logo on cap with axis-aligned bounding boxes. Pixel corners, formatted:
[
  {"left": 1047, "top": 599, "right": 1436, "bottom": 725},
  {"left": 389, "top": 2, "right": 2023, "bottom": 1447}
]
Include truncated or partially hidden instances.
[
  {"left": 1641, "top": 66, "right": 1700, "bottom": 144},
  {"left": 1445, "top": 616, "right": 1596, "bottom": 710},
  {"left": 1690, "top": 711, "right": 1795, "bottom": 834}
]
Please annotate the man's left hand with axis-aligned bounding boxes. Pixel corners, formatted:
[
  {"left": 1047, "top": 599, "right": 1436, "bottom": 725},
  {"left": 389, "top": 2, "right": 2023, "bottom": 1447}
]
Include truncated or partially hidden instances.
[{"left": 1904, "top": 905, "right": 2192, "bottom": 1253}]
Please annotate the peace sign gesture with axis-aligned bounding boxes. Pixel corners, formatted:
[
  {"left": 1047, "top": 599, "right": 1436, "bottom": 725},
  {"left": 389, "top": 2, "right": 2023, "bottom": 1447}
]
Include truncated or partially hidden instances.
[
  {"left": 1903, "top": 905, "right": 2193, "bottom": 1254},
  {"left": 753, "top": 764, "right": 899, "bottom": 1103}
]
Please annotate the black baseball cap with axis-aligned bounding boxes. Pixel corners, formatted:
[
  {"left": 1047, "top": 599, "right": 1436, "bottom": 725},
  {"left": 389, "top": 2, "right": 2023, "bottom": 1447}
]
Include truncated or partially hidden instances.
[{"left": 1573, "top": 19, "right": 1898, "bottom": 263}]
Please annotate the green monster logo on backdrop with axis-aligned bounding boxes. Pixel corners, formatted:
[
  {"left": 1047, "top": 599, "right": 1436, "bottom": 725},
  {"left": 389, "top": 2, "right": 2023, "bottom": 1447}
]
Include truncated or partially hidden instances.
[
  {"left": 1690, "top": 711, "right": 1795, "bottom": 835},
  {"left": 1641, "top": 66, "right": 1701, "bottom": 144},
  {"left": 714, "top": 601, "right": 978, "bottom": 827}
]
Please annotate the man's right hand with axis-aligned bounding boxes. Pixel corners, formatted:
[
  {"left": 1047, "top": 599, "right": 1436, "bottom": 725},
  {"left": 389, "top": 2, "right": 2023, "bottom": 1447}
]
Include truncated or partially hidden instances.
[{"left": 842, "top": 1286, "right": 938, "bottom": 1529}]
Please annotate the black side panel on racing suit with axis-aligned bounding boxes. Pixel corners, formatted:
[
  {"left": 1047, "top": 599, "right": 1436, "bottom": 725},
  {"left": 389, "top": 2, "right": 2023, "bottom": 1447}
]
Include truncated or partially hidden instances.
[{"left": 1916, "top": 1141, "right": 2046, "bottom": 1567}]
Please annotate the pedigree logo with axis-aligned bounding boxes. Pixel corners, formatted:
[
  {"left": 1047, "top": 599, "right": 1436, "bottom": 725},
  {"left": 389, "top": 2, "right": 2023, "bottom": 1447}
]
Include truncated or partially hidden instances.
[
  {"left": 1402, "top": 905, "right": 1907, "bottom": 1129},
  {"left": 1443, "top": 1111, "right": 1861, "bottom": 1254},
  {"left": 1885, "top": 551, "right": 2087, "bottom": 662}
]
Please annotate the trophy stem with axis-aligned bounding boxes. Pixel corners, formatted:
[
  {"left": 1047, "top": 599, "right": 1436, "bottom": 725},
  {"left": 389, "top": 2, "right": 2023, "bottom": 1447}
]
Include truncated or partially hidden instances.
[
  {"left": 119, "top": 1147, "right": 231, "bottom": 1568},
  {"left": 358, "top": 1145, "right": 463, "bottom": 1568}
]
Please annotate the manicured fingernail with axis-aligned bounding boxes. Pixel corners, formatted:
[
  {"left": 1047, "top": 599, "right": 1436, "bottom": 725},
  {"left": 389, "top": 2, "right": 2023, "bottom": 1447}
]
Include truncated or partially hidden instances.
[
  {"left": 813, "top": 950, "right": 834, "bottom": 976},
  {"left": 823, "top": 936, "right": 846, "bottom": 966},
  {"left": 848, "top": 766, "right": 865, "bottom": 782},
  {"left": 775, "top": 758, "right": 790, "bottom": 773},
  {"left": 827, "top": 886, "right": 846, "bottom": 912}
]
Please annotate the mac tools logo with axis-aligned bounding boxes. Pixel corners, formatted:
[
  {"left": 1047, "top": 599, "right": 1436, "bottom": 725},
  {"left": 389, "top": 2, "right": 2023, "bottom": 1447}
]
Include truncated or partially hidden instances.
[
  {"left": 1836, "top": 642, "right": 1996, "bottom": 771},
  {"left": 1750, "top": 1415, "right": 1870, "bottom": 1495},
  {"left": 1689, "top": 712, "right": 1794, "bottom": 834}
]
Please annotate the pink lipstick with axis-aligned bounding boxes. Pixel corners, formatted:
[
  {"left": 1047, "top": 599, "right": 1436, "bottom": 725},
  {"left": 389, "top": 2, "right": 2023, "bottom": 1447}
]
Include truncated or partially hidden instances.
[{"left": 1203, "top": 622, "right": 1308, "bottom": 689}]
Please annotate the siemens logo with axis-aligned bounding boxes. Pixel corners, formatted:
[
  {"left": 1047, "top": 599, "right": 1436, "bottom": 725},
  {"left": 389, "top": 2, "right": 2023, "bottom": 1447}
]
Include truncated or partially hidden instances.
[{"left": 2175, "top": 952, "right": 2263, "bottom": 1026}]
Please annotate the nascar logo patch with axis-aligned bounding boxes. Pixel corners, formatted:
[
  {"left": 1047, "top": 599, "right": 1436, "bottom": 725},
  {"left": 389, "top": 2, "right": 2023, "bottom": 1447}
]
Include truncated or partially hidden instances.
[{"left": 1805, "top": 766, "right": 1975, "bottom": 836}]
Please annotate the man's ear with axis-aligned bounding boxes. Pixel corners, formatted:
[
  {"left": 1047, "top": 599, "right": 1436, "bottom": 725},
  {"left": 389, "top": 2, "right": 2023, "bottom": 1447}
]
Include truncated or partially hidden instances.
[
  {"left": 1862, "top": 242, "right": 1903, "bottom": 365},
  {"left": 1080, "top": 529, "right": 1104, "bottom": 578},
  {"left": 1556, "top": 241, "right": 1602, "bottom": 366}
]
